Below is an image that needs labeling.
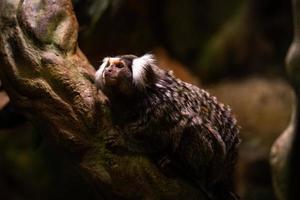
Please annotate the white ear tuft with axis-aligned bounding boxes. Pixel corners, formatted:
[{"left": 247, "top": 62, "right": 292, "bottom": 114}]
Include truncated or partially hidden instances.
[
  {"left": 132, "top": 54, "right": 156, "bottom": 89},
  {"left": 95, "top": 57, "right": 109, "bottom": 89}
]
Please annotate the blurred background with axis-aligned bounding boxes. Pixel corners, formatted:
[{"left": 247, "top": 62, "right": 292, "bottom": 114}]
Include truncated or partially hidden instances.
[{"left": 0, "top": 0, "right": 295, "bottom": 199}]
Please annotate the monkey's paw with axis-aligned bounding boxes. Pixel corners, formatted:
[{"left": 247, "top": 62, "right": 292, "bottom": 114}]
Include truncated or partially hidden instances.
[
  {"left": 158, "top": 155, "right": 172, "bottom": 172},
  {"left": 157, "top": 154, "right": 179, "bottom": 177},
  {"left": 158, "top": 155, "right": 171, "bottom": 169},
  {"left": 104, "top": 133, "right": 127, "bottom": 152}
]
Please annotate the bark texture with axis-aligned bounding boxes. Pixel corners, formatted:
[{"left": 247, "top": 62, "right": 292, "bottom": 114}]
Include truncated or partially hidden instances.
[
  {"left": 270, "top": 0, "right": 300, "bottom": 199},
  {"left": 0, "top": 0, "right": 206, "bottom": 199}
]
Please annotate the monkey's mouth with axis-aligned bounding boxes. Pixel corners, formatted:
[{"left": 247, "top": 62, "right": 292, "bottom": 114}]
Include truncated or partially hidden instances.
[{"left": 104, "top": 75, "right": 118, "bottom": 85}]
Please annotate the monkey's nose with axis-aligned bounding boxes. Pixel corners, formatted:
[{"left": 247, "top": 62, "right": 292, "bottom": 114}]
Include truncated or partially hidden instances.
[
  {"left": 104, "top": 70, "right": 114, "bottom": 78},
  {"left": 105, "top": 69, "right": 114, "bottom": 77}
]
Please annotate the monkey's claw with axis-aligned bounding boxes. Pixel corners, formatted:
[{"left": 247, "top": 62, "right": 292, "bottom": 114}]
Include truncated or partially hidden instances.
[
  {"left": 158, "top": 155, "right": 171, "bottom": 168},
  {"left": 104, "top": 134, "right": 126, "bottom": 151}
]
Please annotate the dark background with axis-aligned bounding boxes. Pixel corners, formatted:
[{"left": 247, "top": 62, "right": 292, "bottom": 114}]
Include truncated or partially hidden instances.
[{"left": 0, "top": 0, "right": 294, "bottom": 199}]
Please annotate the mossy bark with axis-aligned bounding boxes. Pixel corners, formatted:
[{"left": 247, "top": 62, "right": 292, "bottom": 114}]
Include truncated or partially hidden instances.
[{"left": 0, "top": 0, "right": 206, "bottom": 199}]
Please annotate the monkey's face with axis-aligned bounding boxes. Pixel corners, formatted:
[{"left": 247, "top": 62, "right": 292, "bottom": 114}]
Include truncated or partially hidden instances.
[
  {"left": 95, "top": 56, "right": 136, "bottom": 97},
  {"left": 95, "top": 54, "right": 157, "bottom": 98},
  {"left": 102, "top": 58, "right": 132, "bottom": 87}
]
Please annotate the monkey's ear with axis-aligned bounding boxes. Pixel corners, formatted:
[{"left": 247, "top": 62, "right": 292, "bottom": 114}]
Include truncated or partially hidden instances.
[
  {"left": 95, "top": 57, "right": 109, "bottom": 89},
  {"left": 132, "top": 54, "right": 157, "bottom": 89}
]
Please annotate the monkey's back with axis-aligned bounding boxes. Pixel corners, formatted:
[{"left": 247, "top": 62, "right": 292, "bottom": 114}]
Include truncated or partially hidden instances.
[{"left": 142, "top": 71, "right": 240, "bottom": 190}]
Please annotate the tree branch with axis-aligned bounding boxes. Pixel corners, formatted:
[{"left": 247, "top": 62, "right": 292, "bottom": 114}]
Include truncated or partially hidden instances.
[
  {"left": 0, "top": 0, "right": 206, "bottom": 199},
  {"left": 270, "top": 0, "right": 300, "bottom": 199}
]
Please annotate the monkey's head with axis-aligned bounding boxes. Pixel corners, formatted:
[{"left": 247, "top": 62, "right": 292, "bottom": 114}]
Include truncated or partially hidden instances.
[{"left": 95, "top": 54, "right": 160, "bottom": 99}]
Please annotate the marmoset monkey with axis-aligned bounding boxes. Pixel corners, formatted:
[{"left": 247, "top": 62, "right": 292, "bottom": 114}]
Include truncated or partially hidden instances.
[{"left": 95, "top": 54, "right": 240, "bottom": 199}]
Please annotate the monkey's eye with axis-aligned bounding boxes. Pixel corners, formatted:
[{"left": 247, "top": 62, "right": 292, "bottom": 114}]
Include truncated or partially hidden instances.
[{"left": 115, "top": 63, "right": 124, "bottom": 68}]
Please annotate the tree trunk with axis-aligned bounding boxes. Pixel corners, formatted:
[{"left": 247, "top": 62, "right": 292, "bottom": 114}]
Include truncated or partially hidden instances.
[
  {"left": 270, "top": 0, "right": 300, "bottom": 199},
  {"left": 0, "top": 0, "right": 206, "bottom": 199}
]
